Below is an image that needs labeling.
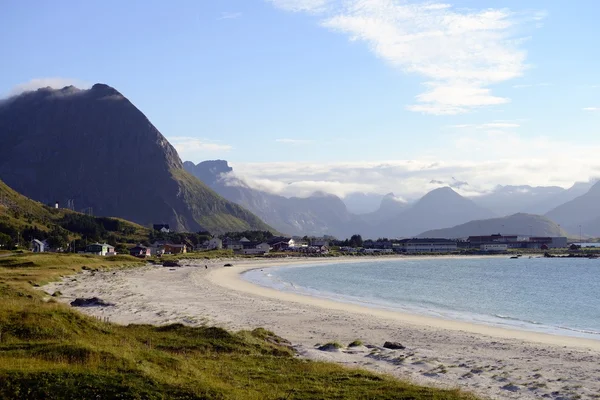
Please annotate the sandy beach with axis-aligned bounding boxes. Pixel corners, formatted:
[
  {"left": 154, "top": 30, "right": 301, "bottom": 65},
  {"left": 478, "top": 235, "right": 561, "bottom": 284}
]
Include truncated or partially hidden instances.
[{"left": 44, "top": 257, "right": 600, "bottom": 400}]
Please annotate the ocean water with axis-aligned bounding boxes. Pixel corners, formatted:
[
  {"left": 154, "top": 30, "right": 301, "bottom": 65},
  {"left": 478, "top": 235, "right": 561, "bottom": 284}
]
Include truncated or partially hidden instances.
[{"left": 243, "top": 257, "right": 600, "bottom": 340}]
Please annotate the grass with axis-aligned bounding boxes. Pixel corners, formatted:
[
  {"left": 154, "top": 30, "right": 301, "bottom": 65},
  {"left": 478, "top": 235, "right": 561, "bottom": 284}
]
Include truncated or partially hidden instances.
[
  {"left": 348, "top": 339, "right": 364, "bottom": 347},
  {"left": 0, "top": 253, "right": 479, "bottom": 399}
]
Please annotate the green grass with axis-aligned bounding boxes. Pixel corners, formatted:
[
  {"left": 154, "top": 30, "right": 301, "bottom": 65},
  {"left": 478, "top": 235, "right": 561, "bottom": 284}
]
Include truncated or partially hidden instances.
[
  {"left": 0, "top": 253, "right": 478, "bottom": 399},
  {"left": 348, "top": 339, "right": 364, "bottom": 347}
]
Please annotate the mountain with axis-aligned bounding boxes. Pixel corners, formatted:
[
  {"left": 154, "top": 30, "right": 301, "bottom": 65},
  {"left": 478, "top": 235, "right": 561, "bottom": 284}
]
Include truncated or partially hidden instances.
[
  {"left": 545, "top": 181, "right": 600, "bottom": 235},
  {"left": 342, "top": 192, "right": 386, "bottom": 214},
  {"left": 184, "top": 160, "right": 365, "bottom": 238},
  {"left": 471, "top": 185, "right": 565, "bottom": 216},
  {"left": 362, "top": 193, "right": 409, "bottom": 225},
  {"left": 0, "top": 85, "right": 272, "bottom": 234},
  {"left": 418, "top": 213, "right": 567, "bottom": 238},
  {"left": 375, "top": 187, "right": 495, "bottom": 238}
]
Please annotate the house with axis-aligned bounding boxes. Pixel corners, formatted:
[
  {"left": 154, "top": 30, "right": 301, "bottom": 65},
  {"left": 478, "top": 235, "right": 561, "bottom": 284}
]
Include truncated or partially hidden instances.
[
  {"left": 397, "top": 238, "right": 457, "bottom": 253},
  {"left": 31, "top": 239, "right": 45, "bottom": 253},
  {"left": 267, "top": 237, "right": 295, "bottom": 251},
  {"left": 206, "top": 237, "right": 223, "bottom": 250},
  {"left": 149, "top": 241, "right": 167, "bottom": 256},
  {"left": 225, "top": 241, "right": 244, "bottom": 251},
  {"left": 164, "top": 243, "right": 187, "bottom": 254},
  {"left": 238, "top": 242, "right": 271, "bottom": 255},
  {"left": 130, "top": 245, "right": 151, "bottom": 257},
  {"left": 85, "top": 243, "right": 116, "bottom": 256},
  {"left": 153, "top": 224, "right": 170, "bottom": 233}
]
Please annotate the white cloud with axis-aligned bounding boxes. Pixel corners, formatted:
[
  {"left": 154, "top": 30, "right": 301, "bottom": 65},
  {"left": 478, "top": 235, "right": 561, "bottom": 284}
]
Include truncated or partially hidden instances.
[
  {"left": 219, "top": 12, "right": 242, "bottom": 19},
  {"left": 583, "top": 107, "right": 600, "bottom": 112},
  {"left": 268, "top": 0, "right": 331, "bottom": 12},
  {"left": 6, "top": 77, "right": 91, "bottom": 97},
  {"left": 275, "top": 138, "right": 315, "bottom": 144},
  {"left": 168, "top": 137, "right": 232, "bottom": 162},
  {"left": 269, "top": 0, "right": 543, "bottom": 115},
  {"left": 229, "top": 133, "right": 600, "bottom": 200}
]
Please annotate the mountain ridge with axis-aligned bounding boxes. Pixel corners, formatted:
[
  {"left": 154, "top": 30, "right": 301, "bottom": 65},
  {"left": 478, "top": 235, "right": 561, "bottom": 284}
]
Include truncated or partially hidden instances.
[{"left": 0, "top": 85, "right": 272, "bottom": 234}]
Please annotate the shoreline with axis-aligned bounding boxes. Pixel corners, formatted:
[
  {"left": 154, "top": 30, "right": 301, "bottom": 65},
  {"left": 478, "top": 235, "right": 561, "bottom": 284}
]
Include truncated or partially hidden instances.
[
  {"left": 209, "top": 256, "right": 600, "bottom": 349},
  {"left": 44, "top": 255, "right": 600, "bottom": 399}
]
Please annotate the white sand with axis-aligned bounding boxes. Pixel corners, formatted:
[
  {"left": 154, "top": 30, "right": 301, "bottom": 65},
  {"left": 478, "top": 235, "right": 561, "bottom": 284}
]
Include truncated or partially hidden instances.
[{"left": 44, "top": 257, "right": 600, "bottom": 400}]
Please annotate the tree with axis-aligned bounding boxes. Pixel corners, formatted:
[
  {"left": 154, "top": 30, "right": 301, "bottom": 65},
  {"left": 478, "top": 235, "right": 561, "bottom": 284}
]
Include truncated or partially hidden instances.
[
  {"left": 349, "top": 234, "right": 363, "bottom": 248},
  {"left": 0, "top": 232, "right": 14, "bottom": 249}
]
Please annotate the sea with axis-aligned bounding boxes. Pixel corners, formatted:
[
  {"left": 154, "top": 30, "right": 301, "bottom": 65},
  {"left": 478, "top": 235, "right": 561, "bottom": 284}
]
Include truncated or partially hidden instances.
[{"left": 243, "top": 257, "right": 600, "bottom": 340}]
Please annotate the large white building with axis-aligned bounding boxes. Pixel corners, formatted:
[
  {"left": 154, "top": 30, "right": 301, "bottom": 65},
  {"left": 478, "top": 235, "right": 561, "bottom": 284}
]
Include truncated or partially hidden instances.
[{"left": 397, "top": 239, "right": 458, "bottom": 253}]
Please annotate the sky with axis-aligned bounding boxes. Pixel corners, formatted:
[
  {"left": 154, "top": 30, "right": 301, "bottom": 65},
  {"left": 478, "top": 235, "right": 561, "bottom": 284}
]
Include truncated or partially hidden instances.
[{"left": 1, "top": 0, "right": 599, "bottom": 200}]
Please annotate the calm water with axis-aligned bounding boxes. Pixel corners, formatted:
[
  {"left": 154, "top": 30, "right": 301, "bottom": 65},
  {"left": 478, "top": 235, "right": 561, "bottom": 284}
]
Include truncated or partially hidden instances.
[{"left": 243, "top": 257, "right": 600, "bottom": 340}]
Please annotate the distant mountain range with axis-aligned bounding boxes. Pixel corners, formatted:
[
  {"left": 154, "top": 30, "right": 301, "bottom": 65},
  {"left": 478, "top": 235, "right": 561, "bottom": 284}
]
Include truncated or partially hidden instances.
[
  {"left": 545, "top": 181, "right": 600, "bottom": 236},
  {"left": 470, "top": 182, "right": 595, "bottom": 216},
  {"left": 184, "top": 161, "right": 498, "bottom": 238},
  {"left": 0, "top": 84, "right": 272, "bottom": 234},
  {"left": 184, "top": 160, "right": 364, "bottom": 238},
  {"left": 418, "top": 213, "right": 567, "bottom": 238}
]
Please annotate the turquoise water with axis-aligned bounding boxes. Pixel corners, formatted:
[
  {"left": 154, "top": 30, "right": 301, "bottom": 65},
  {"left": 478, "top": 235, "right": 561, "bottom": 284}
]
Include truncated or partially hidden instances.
[{"left": 243, "top": 257, "right": 600, "bottom": 340}]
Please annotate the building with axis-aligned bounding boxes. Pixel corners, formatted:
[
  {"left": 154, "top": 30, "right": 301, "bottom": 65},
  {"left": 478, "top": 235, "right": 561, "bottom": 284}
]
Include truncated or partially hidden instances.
[
  {"left": 397, "top": 238, "right": 458, "bottom": 253},
  {"left": 480, "top": 243, "right": 508, "bottom": 252},
  {"left": 130, "top": 245, "right": 151, "bottom": 257},
  {"left": 527, "top": 237, "right": 568, "bottom": 249},
  {"left": 267, "top": 237, "right": 295, "bottom": 251},
  {"left": 164, "top": 244, "right": 187, "bottom": 254},
  {"left": 238, "top": 242, "right": 271, "bottom": 255},
  {"left": 85, "top": 243, "right": 116, "bottom": 256},
  {"left": 206, "top": 237, "right": 223, "bottom": 250},
  {"left": 31, "top": 239, "right": 45, "bottom": 253},
  {"left": 153, "top": 224, "right": 170, "bottom": 233}
]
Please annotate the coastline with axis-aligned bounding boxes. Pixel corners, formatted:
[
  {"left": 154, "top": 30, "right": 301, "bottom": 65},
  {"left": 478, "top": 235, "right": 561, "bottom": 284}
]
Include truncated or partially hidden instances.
[
  {"left": 44, "top": 255, "right": 600, "bottom": 400},
  {"left": 210, "top": 257, "right": 600, "bottom": 350}
]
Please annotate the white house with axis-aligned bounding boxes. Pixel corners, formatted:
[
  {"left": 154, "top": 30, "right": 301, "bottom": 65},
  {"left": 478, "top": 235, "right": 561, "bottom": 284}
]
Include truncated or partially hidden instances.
[
  {"left": 239, "top": 242, "right": 271, "bottom": 255},
  {"left": 31, "top": 239, "right": 45, "bottom": 253},
  {"left": 206, "top": 237, "right": 223, "bottom": 250}
]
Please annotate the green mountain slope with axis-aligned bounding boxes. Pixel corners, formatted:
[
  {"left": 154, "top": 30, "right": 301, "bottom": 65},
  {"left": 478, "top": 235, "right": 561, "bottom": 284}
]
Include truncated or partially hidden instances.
[{"left": 0, "top": 178, "right": 149, "bottom": 249}]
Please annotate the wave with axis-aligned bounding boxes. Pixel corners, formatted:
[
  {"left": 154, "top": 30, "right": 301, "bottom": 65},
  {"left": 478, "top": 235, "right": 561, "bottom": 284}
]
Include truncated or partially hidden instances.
[
  {"left": 494, "top": 314, "right": 542, "bottom": 325},
  {"left": 557, "top": 326, "right": 600, "bottom": 336}
]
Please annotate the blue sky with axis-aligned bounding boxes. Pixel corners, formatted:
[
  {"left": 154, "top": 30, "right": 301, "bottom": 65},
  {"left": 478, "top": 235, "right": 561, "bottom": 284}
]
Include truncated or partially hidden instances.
[{"left": 2, "top": 0, "right": 599, "bottom": 199}]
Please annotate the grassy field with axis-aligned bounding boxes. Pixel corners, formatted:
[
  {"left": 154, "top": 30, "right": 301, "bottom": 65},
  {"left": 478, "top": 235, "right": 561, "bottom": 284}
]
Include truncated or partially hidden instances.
[{"left": 0, "top": 253, "right": 479, "bottom": 399}]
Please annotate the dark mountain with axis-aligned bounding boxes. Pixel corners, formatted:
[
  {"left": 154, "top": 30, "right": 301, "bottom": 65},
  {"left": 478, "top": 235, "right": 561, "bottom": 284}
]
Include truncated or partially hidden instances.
[
  {"left": 375, "top": 187, "right": 494, "bottom": 237},
  {"left": 417, "top": 213, "right": 567, "bottom": 238},
  {"left": 0, "top": 85, "right": 272, "bottom": 234},
  {"left": 184, "top": 160, "right": 365, "bottom": 237},
  {"left": 545, "top": 181, "right": 600, "bottom": 235}
]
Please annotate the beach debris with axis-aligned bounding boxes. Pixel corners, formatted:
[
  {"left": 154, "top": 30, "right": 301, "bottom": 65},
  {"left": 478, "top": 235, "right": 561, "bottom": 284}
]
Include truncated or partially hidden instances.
[
  {"left": 383, "top": 341, "right": 406, "bottom": 350},
  {"left": 162, "top": 261, "right": 180, "bottom": 267},
  {"left": 224, "top": 263, "right": 234, "bottom": 267},
  {"left": 70, "top": 297, "right": 114, "bottom": 307}
]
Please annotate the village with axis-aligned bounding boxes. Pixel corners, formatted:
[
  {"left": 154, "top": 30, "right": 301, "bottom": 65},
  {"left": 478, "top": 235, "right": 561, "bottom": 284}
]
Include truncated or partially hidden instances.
[{"left": 25, "top": 222, "right": 571, "bottom": 257}]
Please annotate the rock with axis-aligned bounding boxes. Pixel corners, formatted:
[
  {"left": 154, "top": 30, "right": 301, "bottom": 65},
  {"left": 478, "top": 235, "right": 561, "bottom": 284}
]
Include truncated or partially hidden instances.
[
  {"left": 162, "top": 261, "right": 180, "bottom": 267},
  {"left": 70, "top": 297, "right": 113, "bottom": 307},
  {"left": 383, "top": 341, "right": 405, "bottom": 350}
]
